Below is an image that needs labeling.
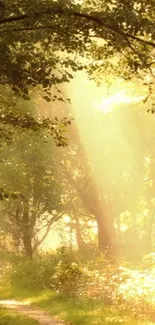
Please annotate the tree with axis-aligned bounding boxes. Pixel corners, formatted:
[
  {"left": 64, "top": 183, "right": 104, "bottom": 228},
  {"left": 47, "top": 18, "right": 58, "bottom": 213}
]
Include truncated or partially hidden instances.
[{"left": 0, "top": 125, "right": 64, "bottom": 258}]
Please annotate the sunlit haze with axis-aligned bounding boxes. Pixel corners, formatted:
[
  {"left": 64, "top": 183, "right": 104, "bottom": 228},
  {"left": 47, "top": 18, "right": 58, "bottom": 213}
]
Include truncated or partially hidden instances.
[{"left": 38, "top": 71, "right": 149, "bottom": 251}]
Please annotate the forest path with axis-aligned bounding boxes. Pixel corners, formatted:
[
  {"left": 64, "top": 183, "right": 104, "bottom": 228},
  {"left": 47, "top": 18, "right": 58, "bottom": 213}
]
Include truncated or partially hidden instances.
[{"left": 0, "top": 300, "right": 66, "bottom": 325}]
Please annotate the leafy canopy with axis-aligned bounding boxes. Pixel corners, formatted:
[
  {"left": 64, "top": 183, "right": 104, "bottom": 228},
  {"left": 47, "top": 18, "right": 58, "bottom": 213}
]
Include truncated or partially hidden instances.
[{"left": 0, "top": 0, "right": 155, "bottom": 99}]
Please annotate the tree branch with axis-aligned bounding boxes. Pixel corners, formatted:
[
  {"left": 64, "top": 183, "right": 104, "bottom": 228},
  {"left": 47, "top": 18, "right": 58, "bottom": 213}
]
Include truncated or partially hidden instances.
[
  {"left": 33, "top": 211, "right": 64, "bottom": 252},
  {"left": 61, "top": 162, "right": 100, "bottom": 217},
  {"left": 0, "top": 7, "right": 155, "bottom": 49}
]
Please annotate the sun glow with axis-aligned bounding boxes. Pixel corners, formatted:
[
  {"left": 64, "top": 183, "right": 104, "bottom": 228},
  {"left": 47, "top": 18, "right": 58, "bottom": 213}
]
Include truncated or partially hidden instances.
[
  {"left": 95, "top": 90, "right": 144, "bottom": 113},
  {"left": 37, "top": 70, "right": 150, "bottom": 252},
  {"left": 63, "top": 215, "right": 71, "bottom": 223},
  {"left": 120, "top": 224, "right": 128, "bottom": 232}
]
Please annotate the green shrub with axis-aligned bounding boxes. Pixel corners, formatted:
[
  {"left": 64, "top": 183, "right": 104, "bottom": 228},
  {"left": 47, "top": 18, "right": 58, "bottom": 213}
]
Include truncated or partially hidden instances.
[
  {"left": 53, "top": 259, "right": 84, "bottom": 295},
  {"left": 2, "top": 247, "right": 126, "bottom": 304},
  {"left": 9, "top": 253, "right": 56, "bottom": 290},
  {"left": 6, "top": 248, "right": 85, "bottom": 294}
]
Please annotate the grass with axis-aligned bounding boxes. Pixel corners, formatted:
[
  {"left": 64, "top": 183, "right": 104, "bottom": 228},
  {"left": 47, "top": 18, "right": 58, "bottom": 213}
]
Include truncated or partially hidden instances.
[
  {"left": 0, "top": 306, "right": 38, "bottom": 325},
  {"left": 0, "top": 286, "right": 154, "bottom": 325}
]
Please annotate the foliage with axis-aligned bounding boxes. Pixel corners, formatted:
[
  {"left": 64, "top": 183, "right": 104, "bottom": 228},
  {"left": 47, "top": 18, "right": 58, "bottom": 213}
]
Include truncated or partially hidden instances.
[
  {"left": 4, "top": 250, "right": 155, "bottom": 321},
  {"left": 0, "top": 86, "right": 71, "bottom": 147},
  {"left": 6, "top": 248, "right": 84, "bottom": 294},
  {"left": 8, "top": 253, "right": 56, "bottom": 290},
  {"left": 53, "top": 260, "right": 84, "bottom": 295},
  {"left": 3, "top": 252, "right": 155, "bottom": 325},
  {"left": 0, "top": 121, "right": 64, "bottom": 257},
  {"left": 0, "top": 0, "right": 155, "bottom": 99}
]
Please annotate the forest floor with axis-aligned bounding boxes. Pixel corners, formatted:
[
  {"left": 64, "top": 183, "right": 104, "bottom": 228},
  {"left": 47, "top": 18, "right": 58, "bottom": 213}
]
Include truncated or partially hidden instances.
[
  {"left": 0, "top": 288, "right": 155, "bottom": 325},
  {"left": 0, "top": 305, "right": 38, "bottom": 325},
  {"left": 0, "top": 300, "right": 65, "bottom": 325}
]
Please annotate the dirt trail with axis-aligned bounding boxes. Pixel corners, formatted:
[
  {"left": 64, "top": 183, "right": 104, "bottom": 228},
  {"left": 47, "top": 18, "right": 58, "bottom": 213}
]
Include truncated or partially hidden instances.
[{"left": 0, "top": 300, "right": 66, "bottom": 325}]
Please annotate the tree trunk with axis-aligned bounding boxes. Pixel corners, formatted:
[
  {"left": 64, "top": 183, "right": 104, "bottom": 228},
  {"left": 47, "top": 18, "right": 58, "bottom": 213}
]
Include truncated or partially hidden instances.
[
  {"left": 12, "top": 232, "right": 20, "bottom": 253},
  {"left": 96, "top": 214, "right": 117, "bottom": 256},
  {"left": 23, "top": 232, "right": 33, "bottom": 259},
  {"left": 22, "top": 200, "right": 33, "bottom": 259},
  {"left": 74, "top": 214, "right": 85, "bottom": 250},
  {"left": 13, "top": 206, "right": 21, "bottom": 253}
]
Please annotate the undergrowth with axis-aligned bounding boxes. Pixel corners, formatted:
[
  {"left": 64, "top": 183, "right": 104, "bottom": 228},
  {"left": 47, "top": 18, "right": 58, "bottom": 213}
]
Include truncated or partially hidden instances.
[{"left": 1, "top": 248, "right": 155, "bottom": 324}]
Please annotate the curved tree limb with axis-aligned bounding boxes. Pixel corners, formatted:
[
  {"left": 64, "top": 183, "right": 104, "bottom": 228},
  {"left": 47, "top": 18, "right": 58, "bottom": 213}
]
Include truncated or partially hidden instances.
[
  {"left": 33, "top": 211, "right": 64, "bottom": 252},
  {"left": 0, "top": 7, "right": 155, "bottom": 48}
]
